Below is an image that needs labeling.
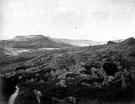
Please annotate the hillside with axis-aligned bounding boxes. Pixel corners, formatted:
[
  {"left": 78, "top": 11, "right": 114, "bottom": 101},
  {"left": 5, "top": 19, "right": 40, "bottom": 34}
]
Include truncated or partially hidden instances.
[{"left": 0, "top": 37, "right": 135, "bottom": 104}]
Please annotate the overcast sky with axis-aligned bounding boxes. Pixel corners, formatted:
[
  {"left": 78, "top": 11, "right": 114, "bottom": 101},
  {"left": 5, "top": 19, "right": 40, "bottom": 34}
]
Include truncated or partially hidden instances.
[{"left": 0, "top": 0, "right": 135, "bottom": 41}]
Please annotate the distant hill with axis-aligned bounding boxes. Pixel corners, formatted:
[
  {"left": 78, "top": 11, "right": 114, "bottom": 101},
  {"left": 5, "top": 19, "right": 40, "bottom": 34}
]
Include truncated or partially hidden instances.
[
  {"left": 0, "top": 35, "right": 76, "bottom": 56},
  {"left": 0, "top": 35, "right": 124, "bottom": 48},
  {"left": 0, "top": 35, "right": 73, "bottom": 49},
  {"left": 0, "top": 35, "right": 130, "bottom": 57}
]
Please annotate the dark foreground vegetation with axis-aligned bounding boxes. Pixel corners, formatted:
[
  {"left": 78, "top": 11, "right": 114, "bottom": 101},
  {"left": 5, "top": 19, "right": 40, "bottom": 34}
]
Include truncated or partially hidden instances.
[{"left": 0, "top": 37, "right": 135, "bottom": 104}]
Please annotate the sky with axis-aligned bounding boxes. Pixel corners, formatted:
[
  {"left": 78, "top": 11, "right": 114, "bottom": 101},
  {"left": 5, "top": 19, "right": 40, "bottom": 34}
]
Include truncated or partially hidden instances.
[{"left": 0, "top": 0, "right": 135, "bottom": 41}]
